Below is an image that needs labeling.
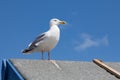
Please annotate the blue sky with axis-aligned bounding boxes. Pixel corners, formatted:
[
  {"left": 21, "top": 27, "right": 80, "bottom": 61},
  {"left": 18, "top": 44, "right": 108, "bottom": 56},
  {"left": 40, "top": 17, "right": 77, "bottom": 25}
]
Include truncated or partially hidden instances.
[{"left": 0, "top": 0, "right": 120, "bottom": 75}]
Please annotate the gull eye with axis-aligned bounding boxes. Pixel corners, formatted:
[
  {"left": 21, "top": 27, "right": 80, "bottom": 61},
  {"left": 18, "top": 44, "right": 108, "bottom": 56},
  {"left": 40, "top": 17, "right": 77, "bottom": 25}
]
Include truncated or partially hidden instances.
[{"left": 54, "top": 20, "right": 57, "bottom": 21}]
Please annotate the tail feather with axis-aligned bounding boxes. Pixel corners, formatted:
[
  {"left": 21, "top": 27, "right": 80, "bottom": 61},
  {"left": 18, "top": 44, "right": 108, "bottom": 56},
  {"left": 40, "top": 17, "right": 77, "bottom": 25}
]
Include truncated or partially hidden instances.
[{"left": 22, "top": 49, "right": 32, "bottom": 53}]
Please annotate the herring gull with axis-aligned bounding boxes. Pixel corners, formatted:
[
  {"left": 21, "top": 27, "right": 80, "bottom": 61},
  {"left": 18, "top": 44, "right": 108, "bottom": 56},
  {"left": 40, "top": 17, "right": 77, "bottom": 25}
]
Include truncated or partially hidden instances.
[{"left": 22, "top": 18, "right": 66, "bottom": 60}]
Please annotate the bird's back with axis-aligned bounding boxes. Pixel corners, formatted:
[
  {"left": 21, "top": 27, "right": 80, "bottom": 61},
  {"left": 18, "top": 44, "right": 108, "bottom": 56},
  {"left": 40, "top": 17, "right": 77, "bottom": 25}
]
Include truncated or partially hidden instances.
[{"left": 36, "top": 25, "right": 60, "bottom": 52}]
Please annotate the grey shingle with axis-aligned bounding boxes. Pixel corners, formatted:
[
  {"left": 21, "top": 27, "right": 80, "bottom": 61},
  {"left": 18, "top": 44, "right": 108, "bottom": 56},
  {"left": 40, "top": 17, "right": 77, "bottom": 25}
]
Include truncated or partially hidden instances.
[{"left": 10, "top": 59, "right": 120, "bottom": 80}]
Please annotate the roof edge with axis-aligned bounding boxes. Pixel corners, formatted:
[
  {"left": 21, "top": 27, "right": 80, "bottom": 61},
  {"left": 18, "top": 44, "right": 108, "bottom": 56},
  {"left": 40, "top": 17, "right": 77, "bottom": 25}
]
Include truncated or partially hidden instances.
[{"left": 1, "top": 59, "right": 24, "bottom": 80}]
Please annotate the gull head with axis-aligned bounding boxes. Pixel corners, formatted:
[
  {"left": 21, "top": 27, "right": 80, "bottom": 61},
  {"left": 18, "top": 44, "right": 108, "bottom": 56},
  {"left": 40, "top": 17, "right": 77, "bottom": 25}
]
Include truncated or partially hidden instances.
[{"left": 50, "top": 18, "right": 66, "bottom": 26}]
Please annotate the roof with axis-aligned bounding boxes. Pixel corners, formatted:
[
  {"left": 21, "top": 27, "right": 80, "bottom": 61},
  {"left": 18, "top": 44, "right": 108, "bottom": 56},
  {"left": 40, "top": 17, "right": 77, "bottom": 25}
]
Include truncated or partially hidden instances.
[{"left": 4, "top": 59, "right": 120, "bottom": 80}]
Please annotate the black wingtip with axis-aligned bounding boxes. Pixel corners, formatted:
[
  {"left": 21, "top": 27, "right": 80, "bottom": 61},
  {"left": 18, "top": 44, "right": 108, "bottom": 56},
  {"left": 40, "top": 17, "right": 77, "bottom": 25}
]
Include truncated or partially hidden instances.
[{"left": 22, "top": 49, "right": 31, "bottom": 53}]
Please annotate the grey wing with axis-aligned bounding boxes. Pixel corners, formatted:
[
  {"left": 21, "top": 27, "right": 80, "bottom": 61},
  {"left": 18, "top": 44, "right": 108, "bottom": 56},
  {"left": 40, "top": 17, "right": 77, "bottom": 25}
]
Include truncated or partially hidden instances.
[{"left": 28, "top": 33, "right": 46, "bottom": 49}]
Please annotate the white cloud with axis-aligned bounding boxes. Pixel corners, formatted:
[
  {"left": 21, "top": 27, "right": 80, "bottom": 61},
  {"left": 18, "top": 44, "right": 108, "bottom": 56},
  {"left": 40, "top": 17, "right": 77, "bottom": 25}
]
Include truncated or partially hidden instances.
[{"left": 75, "top": 33, "right": 109, "bottom": 51}]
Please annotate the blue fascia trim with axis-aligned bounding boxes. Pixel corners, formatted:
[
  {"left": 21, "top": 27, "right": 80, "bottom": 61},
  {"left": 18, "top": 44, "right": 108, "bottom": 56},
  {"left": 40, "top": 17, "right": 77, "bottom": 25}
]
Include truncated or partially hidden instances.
[
  {"left": 6, "top": 59, "right": 24, "bottom": 80},
  {"left": 1, "top": 59, "right": 7, "bottom": 80}
]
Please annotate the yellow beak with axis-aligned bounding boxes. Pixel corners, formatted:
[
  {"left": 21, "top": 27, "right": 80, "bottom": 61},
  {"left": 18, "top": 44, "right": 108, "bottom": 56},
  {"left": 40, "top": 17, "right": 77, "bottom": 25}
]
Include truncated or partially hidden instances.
[{"left": 59, "top": 21, "right": 66, "bottom": 24}]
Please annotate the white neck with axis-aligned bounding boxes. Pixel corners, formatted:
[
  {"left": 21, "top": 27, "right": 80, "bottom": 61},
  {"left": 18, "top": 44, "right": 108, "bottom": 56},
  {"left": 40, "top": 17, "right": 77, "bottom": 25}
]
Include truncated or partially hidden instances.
[
  {"left": 50, "top": 24, "right": 58, "bottom": 29},
  {"left": 48, "top": 24, "right": 60, "bottom": 41},
  {"left": 49, "top": 25, "right": 60, "bottom": 34}
]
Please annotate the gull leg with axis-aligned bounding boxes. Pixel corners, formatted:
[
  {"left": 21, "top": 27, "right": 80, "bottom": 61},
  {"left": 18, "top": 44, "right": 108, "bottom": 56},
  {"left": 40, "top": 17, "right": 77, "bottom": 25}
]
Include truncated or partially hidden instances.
[
  {"left": 48, "top": 51, "right": 50, "bottom": 60},
  {"left": 42, "top": 52, "right": 44, "bottom": 60}
]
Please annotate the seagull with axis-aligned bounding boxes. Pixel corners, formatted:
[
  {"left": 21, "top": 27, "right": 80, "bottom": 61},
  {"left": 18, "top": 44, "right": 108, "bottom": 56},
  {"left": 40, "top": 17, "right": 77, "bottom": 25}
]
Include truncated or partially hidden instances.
[{"left": 22, "top": 18, "right": 66, "bottom": 60}]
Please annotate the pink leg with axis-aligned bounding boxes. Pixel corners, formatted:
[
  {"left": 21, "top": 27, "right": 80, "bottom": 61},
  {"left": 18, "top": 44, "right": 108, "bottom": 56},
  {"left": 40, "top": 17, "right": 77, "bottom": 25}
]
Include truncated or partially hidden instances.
[
  {"left": 48, "top": 52, "right": 50, "bottom": 60},
  {"left": 42, "top": 52, "right": 44, "bottom": 60}
]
